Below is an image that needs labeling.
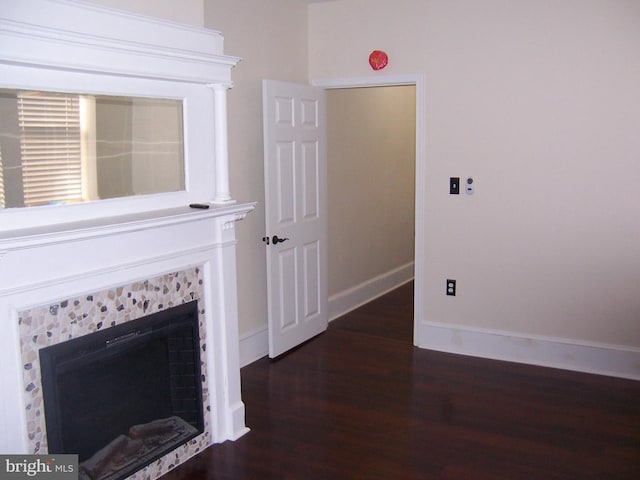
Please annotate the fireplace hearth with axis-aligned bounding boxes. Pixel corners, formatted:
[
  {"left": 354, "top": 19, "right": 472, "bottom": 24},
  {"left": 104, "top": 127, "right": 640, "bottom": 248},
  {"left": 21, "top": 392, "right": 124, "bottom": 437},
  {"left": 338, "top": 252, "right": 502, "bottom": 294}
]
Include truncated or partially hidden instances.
[{"left": 39, "top": 301, "right": 204, "bottom": 480}]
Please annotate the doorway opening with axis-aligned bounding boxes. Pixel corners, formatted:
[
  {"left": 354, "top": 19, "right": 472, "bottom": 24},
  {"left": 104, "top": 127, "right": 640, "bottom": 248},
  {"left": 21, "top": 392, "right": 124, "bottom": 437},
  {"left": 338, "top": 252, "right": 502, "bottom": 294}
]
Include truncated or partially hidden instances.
[{"left": 317, "top": 75, "right": 424, "bottom": 345}]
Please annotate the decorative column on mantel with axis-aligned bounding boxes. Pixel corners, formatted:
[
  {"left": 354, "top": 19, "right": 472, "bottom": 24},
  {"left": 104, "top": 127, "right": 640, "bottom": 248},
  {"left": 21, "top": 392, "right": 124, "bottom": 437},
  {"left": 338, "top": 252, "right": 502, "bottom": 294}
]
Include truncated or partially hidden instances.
[{"left": 211, "top": 83, "right": 235, "bottom": 205}]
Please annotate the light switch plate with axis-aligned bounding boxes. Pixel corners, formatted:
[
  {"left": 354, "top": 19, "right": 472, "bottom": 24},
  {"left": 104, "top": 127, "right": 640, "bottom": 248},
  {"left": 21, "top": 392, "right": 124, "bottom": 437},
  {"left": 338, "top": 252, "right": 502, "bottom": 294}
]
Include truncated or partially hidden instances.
[{"left": 450, "top": 177, "right": 460, "bottom": 195}]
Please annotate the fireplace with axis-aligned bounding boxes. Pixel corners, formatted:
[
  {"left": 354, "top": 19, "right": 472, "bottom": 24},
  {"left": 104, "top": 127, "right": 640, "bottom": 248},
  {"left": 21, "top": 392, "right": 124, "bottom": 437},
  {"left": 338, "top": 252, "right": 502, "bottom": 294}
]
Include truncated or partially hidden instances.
[
  {"left": 39, "top": 301, "right": 203, "bottom": 480},
  {"left": 2, "top": 209, "right": 254, "bottom": 478},
  {"left": 15, "top": 268, "right": 217, "bottom": 472}
]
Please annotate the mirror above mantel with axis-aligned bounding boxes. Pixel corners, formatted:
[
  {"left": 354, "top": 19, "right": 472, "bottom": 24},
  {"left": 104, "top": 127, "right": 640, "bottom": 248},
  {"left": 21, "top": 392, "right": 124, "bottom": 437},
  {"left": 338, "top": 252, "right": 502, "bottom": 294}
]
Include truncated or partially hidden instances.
[
  {"left": 0, "top": 0, "right": 241, "bottom": 232},
  {"left": 0, "top": 89, "right": 185, "bottom": 209}
]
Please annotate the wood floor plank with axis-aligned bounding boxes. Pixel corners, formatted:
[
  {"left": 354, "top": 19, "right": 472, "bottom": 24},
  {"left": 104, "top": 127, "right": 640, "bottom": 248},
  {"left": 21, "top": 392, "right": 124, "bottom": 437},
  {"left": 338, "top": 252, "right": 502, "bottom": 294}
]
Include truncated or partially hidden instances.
[{"left": 161, "top": 282, "right": 640, "bottom": 479}]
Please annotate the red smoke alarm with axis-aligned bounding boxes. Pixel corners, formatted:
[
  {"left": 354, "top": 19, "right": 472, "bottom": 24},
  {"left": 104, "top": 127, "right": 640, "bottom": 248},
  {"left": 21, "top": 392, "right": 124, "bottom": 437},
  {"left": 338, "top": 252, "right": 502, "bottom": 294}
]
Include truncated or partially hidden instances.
[{"left": 368, "top": 50, "right": 388, "bottom": 70}]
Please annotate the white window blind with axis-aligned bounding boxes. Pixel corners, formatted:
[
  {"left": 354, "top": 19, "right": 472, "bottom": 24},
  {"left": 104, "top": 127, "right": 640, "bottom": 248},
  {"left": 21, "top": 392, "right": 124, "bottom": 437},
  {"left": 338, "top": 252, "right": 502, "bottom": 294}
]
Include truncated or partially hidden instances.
[{"left": 18, "top": 92, "right": 82, "bottom": 207}]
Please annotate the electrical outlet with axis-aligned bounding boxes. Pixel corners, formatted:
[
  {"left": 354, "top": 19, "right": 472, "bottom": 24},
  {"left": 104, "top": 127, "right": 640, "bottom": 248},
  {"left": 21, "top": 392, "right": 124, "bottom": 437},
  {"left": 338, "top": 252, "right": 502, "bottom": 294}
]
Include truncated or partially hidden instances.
[
  {"left": 446, "top": 279, "right": 456, "bottom": 296},
  {"left": 450, "top": 177, "right": 460, "bottom": 195}
]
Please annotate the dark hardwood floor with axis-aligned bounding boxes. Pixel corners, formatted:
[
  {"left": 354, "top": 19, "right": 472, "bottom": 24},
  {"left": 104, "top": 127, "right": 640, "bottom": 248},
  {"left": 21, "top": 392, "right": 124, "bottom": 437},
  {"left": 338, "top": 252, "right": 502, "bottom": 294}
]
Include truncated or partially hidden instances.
[{"left": 163, "top": 282, "right": 640, "bottom": 479}]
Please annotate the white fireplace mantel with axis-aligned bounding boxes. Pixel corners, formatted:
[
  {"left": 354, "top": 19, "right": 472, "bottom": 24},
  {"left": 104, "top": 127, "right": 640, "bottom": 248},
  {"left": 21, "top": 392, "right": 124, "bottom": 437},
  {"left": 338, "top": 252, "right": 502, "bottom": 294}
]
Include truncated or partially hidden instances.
[
  {"left": 0, "top": 203, "right": 255, "bottom": 457},
  {"left": 0, "top": 0, "right": 254, "bottom": 473}
]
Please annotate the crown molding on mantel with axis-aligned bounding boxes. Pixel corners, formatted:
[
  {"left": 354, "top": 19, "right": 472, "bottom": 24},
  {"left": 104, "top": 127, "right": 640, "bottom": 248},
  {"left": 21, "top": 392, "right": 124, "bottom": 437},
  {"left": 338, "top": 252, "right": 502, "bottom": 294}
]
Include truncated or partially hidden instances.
[{"left": 0, "top": 0, "right": 240, "bottom": 84}]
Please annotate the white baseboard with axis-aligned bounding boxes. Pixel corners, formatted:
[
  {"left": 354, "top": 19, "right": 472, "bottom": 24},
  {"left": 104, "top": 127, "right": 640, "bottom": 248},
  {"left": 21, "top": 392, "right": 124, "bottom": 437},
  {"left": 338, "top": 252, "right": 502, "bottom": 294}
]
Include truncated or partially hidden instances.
[
  {"left": 328, "top": 262, "right": 414, "bottom": 321},
  {"left": 239, "top": 326, "right": 268, "bottom": 368},
  {"left": 417, "top": 320, "right": 640, "bottom": 380}
]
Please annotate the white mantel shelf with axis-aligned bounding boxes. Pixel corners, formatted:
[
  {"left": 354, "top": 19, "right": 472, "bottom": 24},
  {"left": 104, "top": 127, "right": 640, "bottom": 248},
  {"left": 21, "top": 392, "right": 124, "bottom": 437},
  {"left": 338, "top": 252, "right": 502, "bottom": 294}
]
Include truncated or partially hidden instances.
[{"left": 0, "top": 203, "right": 256, "bottom": 251}]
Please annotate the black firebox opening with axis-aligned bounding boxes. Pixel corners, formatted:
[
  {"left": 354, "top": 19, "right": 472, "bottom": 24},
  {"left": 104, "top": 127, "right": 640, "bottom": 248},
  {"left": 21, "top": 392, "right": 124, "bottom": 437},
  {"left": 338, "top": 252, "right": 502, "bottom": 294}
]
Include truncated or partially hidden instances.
[{"left": 39, "top": 300, "right": 204, "bottom": 480}]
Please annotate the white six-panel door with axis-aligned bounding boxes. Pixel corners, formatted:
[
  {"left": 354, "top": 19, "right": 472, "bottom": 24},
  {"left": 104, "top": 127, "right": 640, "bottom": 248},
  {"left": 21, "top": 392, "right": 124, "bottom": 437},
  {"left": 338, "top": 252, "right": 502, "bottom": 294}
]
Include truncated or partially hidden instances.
[{"left": 262, "top": 79, "right": 327, "bottom": 358}]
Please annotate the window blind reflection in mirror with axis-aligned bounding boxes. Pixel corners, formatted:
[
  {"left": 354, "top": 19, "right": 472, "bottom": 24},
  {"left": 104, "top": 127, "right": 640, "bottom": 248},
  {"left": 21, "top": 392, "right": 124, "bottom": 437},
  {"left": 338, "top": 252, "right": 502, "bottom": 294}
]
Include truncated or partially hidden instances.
[{"left": 0, "top": 89, "right": 185, "bottom": 208}]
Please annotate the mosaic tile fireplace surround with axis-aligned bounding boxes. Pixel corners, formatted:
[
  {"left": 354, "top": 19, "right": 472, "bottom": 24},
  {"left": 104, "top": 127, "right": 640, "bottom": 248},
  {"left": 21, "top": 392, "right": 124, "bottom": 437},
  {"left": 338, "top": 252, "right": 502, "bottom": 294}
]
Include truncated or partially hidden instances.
[{"left": 18, "top": 268, "right": 209, "bottom": 480}]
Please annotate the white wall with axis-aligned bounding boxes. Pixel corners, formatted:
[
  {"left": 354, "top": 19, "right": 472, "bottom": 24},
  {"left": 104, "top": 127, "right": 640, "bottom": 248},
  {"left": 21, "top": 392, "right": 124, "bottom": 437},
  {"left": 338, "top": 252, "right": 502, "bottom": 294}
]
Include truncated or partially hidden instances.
[
  {"left": 83, "top": 0, "right": 204, "bottom": 26},
  {"left": 309, "top": 0, "right": 640, "bottom": 353}
]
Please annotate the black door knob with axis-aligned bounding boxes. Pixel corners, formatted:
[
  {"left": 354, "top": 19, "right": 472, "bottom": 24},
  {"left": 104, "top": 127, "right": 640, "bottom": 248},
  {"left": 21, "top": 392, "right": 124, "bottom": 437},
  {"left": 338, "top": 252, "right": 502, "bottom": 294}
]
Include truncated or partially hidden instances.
[{"left": 272, "top": 235, "right": 289, "bottom": 244}]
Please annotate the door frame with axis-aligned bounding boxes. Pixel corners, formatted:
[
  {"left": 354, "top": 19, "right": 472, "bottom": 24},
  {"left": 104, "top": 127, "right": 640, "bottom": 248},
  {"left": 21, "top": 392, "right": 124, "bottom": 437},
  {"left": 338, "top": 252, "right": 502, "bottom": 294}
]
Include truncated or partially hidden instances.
[{"left": 311, "top": 74, "right": 425, "bottom": 346}]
